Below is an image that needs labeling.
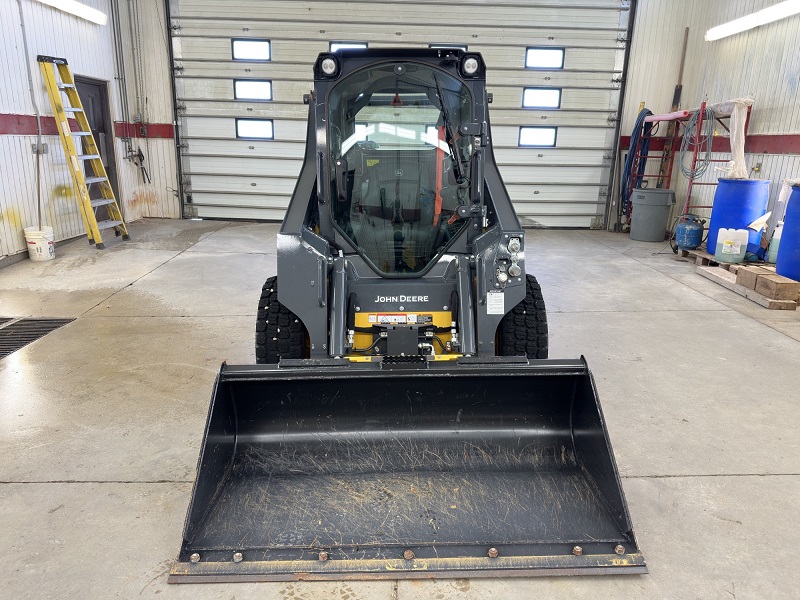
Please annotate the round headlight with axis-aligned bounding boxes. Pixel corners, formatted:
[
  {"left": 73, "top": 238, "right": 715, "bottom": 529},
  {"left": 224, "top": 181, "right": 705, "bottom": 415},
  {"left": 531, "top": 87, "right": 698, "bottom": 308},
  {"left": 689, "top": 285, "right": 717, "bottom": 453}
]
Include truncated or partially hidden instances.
[
  {"left": 462, "top": 57, "right": 479, "bottom": 75},
  {"left": 321, "top": 57, "right": 337, "bottom": 76}
]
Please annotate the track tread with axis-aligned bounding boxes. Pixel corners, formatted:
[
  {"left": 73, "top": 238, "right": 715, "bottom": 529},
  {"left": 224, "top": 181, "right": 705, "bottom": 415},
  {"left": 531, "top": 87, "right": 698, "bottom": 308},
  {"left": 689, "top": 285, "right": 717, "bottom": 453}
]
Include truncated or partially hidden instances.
[
  {"left": 498, "top": 274, "right": 549, "bottom": 359},
  {"left": 255, "top": 276, "right": 308, "bottom": 364}
]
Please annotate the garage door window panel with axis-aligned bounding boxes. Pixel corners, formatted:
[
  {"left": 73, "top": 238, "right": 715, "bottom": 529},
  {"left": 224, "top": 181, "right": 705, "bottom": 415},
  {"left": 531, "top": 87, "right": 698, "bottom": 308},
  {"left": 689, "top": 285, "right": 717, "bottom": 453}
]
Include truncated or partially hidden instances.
[
  {"left": 525, "top": 47, "right": 565, "bottom": 70},
  {"left": 330, "top": 41, "right": 368, "bottom": 52},
  {"left": 237, "top": 119, "right": 274, "bottom": 140},
  {"left": 522, "top": 88, "right": 562, "bottom": 109},
  {"left": 519, "top": 126, "right": 557, "bottom": 147},
  {"left": 232, "top": 39, "right": 271, "bottom": 61},
  {"left": 234, "top": 80, "right": 273, "bottom": 101}
]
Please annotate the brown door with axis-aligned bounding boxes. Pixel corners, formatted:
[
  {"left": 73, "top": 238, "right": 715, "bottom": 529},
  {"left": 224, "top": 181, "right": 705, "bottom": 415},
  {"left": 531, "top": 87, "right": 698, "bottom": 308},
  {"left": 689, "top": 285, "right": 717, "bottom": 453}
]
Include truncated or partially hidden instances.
[{"left": 75, "top": 77, "right": 119, "bottom": 216}]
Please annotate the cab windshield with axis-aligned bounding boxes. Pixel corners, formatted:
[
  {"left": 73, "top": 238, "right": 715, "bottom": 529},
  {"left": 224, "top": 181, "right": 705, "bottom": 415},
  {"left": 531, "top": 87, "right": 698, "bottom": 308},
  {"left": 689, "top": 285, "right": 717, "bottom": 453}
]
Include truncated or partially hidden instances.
[{"left": 328, "top": 63, "right": 472, "bottom": 275}]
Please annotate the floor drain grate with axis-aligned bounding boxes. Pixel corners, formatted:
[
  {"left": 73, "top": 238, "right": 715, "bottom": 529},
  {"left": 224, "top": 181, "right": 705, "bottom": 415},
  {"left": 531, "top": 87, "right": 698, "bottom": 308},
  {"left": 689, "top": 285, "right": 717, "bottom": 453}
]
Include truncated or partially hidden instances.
[
  {"left": 0, "top": 318, "right": 11, "bottom": 328},
  {"left": 0, "top": 318, "right": 75, "bottom": 359}
]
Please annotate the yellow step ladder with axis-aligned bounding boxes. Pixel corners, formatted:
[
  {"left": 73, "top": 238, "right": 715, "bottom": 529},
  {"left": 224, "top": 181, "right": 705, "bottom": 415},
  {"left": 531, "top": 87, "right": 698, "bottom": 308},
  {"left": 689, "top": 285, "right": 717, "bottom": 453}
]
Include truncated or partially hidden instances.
[{"left": 38, "top": 55, "right": 129, "bottom": 249}]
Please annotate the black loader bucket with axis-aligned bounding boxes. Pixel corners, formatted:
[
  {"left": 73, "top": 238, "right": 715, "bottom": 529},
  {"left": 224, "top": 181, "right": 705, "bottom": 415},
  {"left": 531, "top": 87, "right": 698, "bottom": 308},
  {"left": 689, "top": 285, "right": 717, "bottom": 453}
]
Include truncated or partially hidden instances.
[{"left": 169, "top": 358, "right": 646, "bottom": 582}]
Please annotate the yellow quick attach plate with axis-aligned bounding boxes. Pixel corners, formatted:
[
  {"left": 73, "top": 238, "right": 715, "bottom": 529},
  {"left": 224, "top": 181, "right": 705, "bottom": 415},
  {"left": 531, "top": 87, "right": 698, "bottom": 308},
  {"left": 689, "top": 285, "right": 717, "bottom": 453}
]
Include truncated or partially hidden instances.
[{"left": 350, "top": 311, "right": 457, "bottom": 360}]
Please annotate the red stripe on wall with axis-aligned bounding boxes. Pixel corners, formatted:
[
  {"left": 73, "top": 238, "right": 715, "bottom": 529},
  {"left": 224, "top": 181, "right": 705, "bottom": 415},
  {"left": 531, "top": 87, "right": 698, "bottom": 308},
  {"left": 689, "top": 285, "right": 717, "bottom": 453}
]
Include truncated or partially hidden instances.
[
  {"left": 113, "top": 122, "right": 174, "bottom": 139},
  {"left": 0, "top": 113, "right": 173, "bottom": 139},
  {"left": 0, "top": 114, "right": 79, "bottom": 135},
  {"left": 743, "top": 135, "right": 800, "bottom": 154},
  {"left": 620, "top": 134, "right": 800, "bottom": 154}
]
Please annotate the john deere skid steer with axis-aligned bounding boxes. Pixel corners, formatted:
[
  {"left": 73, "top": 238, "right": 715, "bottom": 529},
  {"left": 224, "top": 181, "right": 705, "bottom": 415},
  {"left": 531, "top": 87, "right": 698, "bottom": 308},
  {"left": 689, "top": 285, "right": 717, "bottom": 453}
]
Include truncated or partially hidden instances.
[{"left": 170, "top": 49, "right": 646, "bottom": 582}]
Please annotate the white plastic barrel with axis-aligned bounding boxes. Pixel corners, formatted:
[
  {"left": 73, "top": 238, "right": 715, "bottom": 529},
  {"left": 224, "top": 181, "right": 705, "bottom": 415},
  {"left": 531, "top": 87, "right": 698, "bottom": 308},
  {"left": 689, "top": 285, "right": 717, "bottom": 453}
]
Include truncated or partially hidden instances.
[{"left": 23, "top": 226, "right": 55, "bottom": 262}]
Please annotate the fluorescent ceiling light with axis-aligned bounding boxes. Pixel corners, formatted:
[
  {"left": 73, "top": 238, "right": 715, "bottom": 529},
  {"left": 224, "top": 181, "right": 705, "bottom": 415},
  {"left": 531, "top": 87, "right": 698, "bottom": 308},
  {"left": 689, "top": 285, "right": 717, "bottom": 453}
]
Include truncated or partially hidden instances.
[
  {"left": 34, "top": 0, "right": 107, "bottom": 25},
  {"left": 705, "top": 0, "right": 800, "bottom": 41}
]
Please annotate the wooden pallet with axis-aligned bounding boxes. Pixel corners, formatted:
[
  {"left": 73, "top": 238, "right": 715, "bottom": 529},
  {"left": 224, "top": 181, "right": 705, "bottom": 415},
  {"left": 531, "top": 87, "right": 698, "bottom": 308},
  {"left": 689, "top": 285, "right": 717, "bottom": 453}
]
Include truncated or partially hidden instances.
[
  {"left": 679, "top": 248, "right": 718, "bottom": 266},
  {"left": 696, "top": 266, "right": 797, "bottom": 310},
  {"left": 678, "top": 247, "right": 772, "bottom": 270}
]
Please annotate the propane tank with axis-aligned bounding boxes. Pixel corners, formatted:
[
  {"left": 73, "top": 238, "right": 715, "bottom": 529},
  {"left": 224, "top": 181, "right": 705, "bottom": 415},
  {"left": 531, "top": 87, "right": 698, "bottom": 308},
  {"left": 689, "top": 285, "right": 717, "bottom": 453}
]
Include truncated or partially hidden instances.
[{"left": 675, "top": 214, "right": 705, "bottom": 250}]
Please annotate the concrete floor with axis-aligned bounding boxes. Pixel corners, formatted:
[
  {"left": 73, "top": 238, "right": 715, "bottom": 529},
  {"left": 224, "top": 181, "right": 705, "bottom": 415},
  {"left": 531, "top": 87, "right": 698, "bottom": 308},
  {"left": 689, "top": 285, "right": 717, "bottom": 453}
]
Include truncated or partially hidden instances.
[{"left": 1, "top": 218, "right": 798, "bottom": 599}]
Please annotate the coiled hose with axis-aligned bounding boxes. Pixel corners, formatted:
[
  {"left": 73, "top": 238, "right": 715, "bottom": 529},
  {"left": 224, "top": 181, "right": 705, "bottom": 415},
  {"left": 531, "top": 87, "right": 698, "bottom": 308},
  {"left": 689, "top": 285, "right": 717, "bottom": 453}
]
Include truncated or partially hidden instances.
[
  {"left": 678, "top": 107, "right": 715, "bottom": 179},
  {"left": 619, "top": 108, "right": 653, "bottom": 218}
]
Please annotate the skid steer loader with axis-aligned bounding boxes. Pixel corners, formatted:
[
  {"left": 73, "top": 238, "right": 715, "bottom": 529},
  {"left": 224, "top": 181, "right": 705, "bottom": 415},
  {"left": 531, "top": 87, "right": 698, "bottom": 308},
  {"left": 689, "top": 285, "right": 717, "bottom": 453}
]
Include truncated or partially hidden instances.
[{"left": 170, "top": 49, "right": 646, "bottom": 582}]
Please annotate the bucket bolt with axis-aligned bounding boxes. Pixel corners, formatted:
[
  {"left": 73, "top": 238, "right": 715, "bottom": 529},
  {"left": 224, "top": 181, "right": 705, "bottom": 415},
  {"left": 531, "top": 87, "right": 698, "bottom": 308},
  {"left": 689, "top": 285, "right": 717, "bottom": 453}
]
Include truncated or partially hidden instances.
[
  {"left": 189, "top": 553, "right": 200, "bottom": 564},
  {"left": 318, "top": 551, "right": 329, "bottom": 561},
  {"left": 403, "top": 550, "right": 415, "bottom": 560},
  {"left": 487, "top": 548, "right": 499, "bottom": 558},
  {"left": 615, "top": 545, "right": 625, "bottom": 555},
  {"left": 572, "top": 546, "right": 583, "bottom": 556},
  {"left": 233, "top": 552, "right": 243, "bottom": 563}
]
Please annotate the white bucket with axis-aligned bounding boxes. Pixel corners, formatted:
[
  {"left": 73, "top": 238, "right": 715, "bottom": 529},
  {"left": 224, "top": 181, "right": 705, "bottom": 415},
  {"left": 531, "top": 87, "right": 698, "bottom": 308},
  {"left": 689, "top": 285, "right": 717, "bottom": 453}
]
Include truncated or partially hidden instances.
[{"left": 23, "top": 226, "right": 55, "bottom": 262}]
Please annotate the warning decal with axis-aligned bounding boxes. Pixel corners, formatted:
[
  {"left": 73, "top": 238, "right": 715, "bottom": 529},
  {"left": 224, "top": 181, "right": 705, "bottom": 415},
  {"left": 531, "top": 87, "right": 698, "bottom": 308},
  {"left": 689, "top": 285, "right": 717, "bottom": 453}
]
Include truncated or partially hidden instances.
[
  {"left": 375, "top": 314, "right": 407, "bottom": 324},
  {"left": 486, "top": 291, "right": 505, "bottom": 315},
  {"left": 367, "top": 314, "right": 435, "bottom": 325}
]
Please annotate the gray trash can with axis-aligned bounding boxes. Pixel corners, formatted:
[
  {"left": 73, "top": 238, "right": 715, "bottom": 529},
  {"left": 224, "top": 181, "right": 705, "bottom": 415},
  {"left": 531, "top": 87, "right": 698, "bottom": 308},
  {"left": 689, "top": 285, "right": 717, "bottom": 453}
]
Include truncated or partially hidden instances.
[{"left": 630, "top": 188, "right": 676, "bottom": 242}]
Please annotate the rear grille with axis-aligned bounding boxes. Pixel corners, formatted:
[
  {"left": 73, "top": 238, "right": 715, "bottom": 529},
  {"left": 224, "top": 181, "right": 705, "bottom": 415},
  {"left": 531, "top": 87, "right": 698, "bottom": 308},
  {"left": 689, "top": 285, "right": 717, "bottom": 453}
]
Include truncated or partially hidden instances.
[{"left": 0, "top": 318, "right": 75, "bottom": 359}]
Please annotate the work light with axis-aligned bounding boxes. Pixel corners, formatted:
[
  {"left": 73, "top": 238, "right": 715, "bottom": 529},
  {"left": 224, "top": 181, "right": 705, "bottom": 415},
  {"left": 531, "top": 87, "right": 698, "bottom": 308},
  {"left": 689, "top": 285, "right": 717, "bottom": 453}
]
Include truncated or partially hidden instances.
[
  {"left": 462, "top": 57, "right": 479, "bottom": 75},
  {"left": 321, "top": 57, "right": 338, "bottom": 76}
]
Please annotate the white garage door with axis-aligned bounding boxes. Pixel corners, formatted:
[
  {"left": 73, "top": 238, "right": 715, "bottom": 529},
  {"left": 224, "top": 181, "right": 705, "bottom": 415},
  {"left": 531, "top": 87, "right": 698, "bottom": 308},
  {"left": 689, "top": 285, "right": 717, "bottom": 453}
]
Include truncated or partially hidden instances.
[{"left": 169, "top": 0, "right": 630, "bottom": 227}]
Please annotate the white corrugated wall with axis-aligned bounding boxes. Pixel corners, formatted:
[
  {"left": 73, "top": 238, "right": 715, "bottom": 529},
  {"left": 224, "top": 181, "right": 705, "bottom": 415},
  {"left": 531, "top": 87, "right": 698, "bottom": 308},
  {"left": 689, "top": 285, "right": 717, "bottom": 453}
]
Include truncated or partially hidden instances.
[
  {"left": 115, "top": 0, "right": 181, "bottom": 221},
  {"left": 169, "top": 0, "right": 632, "bottom": 227},
  {"left": 0, "top": 0, "right": 178, "bottom": 259},
  {"left": 620, "top": 0, "right": 800, "bottom": 229}
]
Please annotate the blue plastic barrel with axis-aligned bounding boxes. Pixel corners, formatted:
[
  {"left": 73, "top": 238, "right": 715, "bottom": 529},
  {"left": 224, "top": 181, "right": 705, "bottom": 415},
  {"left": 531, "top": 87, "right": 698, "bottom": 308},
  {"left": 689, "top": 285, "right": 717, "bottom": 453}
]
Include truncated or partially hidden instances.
[
  {"left": 707, "top": 179, "right": 770, "bottom": 254},
  {"left": 776, "top": 186, "right": 800, "bottom": 281}
]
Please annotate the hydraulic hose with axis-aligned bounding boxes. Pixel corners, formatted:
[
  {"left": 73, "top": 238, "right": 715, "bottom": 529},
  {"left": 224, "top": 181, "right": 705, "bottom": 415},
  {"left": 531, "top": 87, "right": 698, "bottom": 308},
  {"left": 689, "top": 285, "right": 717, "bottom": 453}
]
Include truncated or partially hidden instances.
[{"left": 619, "top": 108, "right": 653, "bottom": 218}]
